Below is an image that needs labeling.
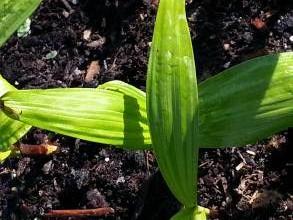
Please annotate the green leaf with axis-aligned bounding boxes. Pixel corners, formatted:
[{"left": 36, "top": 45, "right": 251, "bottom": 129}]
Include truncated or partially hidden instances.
[
  {"left": 98, "top": 80, "right": 146, "bottom": 101},
  {"left": 0, "top": 75, "right": 31, "bottom": 151},
  {"left": 88, "top": 54, "right": 293, "bottom": 149},
  {"left": 1, "top": 88, "right": 151, "bottom": 150},
  {"left": 146, "top": 0, "right": 199, "bottom": 208},
  {"left": 171, "top": 207, "right": 209, "bottom": 220},
  {"left": 0, "top": 0, "right": 41, "bottom": 47},
  {"left": 2, "top": 50, "right": 292, "bottom": 153},
  {"left": 0, "top": 149, "right": 11, "bottom": 163},
  {"left": 198, "top": 52, "right": 293, "bottom": 147}
]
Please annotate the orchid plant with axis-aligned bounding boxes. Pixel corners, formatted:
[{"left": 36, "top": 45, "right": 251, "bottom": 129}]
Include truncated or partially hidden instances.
[{"left": 1, "top": 0, "right": 293, "bottom": 219}]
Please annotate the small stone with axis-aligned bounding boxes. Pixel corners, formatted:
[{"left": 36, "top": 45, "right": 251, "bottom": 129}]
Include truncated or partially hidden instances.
[
  {"left": 11, "top": 187, "right": 18, "bottom": 193},
  {"left": 105, "top": 157, "right": 110, "bottom": 162},
  {"left": 223, "top": 62, "right": 231, "bottom": 69},
  {"left": 11, "top": 170, "right": 17, "bottom": 179},
  {"left": 116, "top": 176, "right": 125, "bottom": 184},
  {"left": 83, "top": 30, "right": 92, "bottom": 41},
  {"left": 17, "top": 18, "right": 31, "bottom": 38},
  {"left": 223, "top": 43, "right": 230, "bottom": 51},
  {"left": 71, "top": 0, "right": 78, "bottom": 4},
  {"left": 62, "top": 10, "right": 70, "bottom": 18},
  {"left": 44, "top": 50, "right": 58, "bottom": 60},
  {"left": 42, "top": 160, "right": 53, "bottom": 174},
  {"left": 289, "top": 36, "right": 293, "bottom": 42}
]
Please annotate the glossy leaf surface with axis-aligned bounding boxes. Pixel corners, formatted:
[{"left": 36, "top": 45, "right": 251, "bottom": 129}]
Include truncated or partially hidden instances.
[
  {"left": 198, "top": 52, "right": 293, "bottom": 147},
  {"left": 1, "top": 51, "right": 292, "bottom": 152},
  {"left": 1, "top": 88, "right": 151, "bottom": 149},
  {"left": 0, "top": 0, "right": 41, "bottom": 47},
  {"left": 146, "top": 0, "right": 199, "bottom": 208}
]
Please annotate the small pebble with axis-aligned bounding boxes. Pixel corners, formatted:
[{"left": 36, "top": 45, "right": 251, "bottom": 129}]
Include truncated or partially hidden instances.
[
  {"left": 223, "top": 43, "right": 230, "bottom": 51},
  {"left": 70, "top": 0, "right": 78, "bottom": 4},
  {"left": 116, "top": 176, "right": 125, "bottom": 184},
  {"left": 83, "top": 30, "right": 91, "bottom": 41},
  {"left": 105, "top": 157, "right": 110, "bottom": 162},
  {"left": 223, "top": 62, "right": 231, "bottom": 68},
  {"left": 11, "top": 170, "right": 16, "bottom": 179},
  {"left": 42, "top": 160, "right": 53, "bottom": 174},
  {"left": 62, "top": 10, "right": 70, "bottom": 18},
  {"left": 44, "top": 50, "right": 58, "bottom": 60},
  {"left": 289, "top": 36, "right": 293, "bottom": 42},
  {"left": 11, "top": 187, "right": 18, "bottom": 193}
]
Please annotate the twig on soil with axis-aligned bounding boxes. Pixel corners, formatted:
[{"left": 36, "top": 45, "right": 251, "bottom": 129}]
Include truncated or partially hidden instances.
[
  {"left": 237, "top": 151, "right": 247, "bottom": 164},
  {"left": 44, "top": 207, "right": 114, "bottom": 217},
  {"left": 17, "top": 143, "right": 58, "bottom": 155}
]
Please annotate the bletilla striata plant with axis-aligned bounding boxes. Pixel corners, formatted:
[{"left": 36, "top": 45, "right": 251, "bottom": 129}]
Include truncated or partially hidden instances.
[{"left": 1, "top": 0, "right": 293, "bottom": 219}]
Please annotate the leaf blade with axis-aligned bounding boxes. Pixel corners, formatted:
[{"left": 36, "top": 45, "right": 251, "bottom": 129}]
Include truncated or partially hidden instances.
[
  {"left": 0, "top": 0, "right": 42, "bottom": 47},
  {"left": 146, "top": 0, "right": 199, "bottom": 207},
  {"left": 1, "top": 88, "right": 151, "bottom": 150},
  {"left": 198, "top": 52, "right": 293, "bottom": 147},
  {"left": 0, "top": 75, "right": 31, "bottom": 151}
]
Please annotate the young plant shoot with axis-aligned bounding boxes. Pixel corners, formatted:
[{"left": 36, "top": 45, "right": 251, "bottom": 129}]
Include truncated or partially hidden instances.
[
  {"left": 0, "top": 0, "right": 293, "bottom": 219},
  {"left": 146, "top": 0, "right": 202, "bottom": 218}
]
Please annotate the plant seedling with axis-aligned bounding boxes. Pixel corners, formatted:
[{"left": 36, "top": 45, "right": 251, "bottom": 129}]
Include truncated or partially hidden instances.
[{"left": 1, "top": 0, "right": 293, "bottom": 219}]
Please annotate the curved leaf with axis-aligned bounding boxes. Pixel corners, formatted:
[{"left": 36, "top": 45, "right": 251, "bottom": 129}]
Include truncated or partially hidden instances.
[
  {"left": 98, "top": 80, "right": 146, "bottom": 101},
  {"left": 198, "top": 52, "right": 293, "bottom": 147},
  {"left": 0, "top": 149, "right": 11, "bottom": 163},
  {"left": 1, "top": 88, "right": 151, "bottom": 150},
  {"left": 0, "top": 75, "right": 31, "bottom": 151},
  {"left": 146, "top": 0, "right": 199, "bottom": 207}
]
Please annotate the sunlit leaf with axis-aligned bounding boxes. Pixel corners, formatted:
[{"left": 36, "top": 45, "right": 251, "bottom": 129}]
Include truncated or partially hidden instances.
[
  {"left": 198, "top": 52, "right": 293, "bottom": 147},
  {"left": 2, "top": 51, "right": 292, "bottom": 152},
  {"left": 0, "top": 0, "right": 41, "bottom": 47},
  {"left": 0, "top": 75, "right": 31, "bottom": 151},
  {"left": 146, "top": 0, "right": 199, "bottom": 208},
  {"left": 0, "top": 149, "right": 11, "bottom": 163},
  {"left": 1, "top": 88, "right": 151, "bottom": 150}
]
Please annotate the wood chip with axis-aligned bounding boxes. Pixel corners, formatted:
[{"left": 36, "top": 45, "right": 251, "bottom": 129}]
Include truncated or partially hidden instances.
[
  {"left": 19, "top": 144, "right": 58, "bottom": 155},
  {"left": 246, "top": 150, "right": 256, "bottom": 156},
  {"left": 85, "top": 61, "right": 100, "bottom": 82},
  {"left": 83, "top": 30, "right": 92, "bottom": 41},
  {"left": 236, "top": 162, "right": 245, "bottom": 171},
  {"left": 251, "top": 17, "right": 267, "bottom": 29},
  {"left": 87, "top": 38, "right": 106, "bottom": 48}
]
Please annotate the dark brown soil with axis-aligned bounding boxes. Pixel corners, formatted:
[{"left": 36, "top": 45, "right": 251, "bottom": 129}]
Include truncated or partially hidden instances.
[{"left": 0, "top": 0, "right": 292, "bottom": 219}]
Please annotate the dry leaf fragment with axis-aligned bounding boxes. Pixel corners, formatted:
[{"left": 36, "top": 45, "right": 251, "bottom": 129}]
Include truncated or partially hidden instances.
[
  {"left": 85, "top": 61, "right": 100, "bottom": 82},
  {"left": 87, "top": 37, "right": 106, "bottom": 48},
  {"left": 251, "top": 17, "right": 267, "bottom": 30},
  {"left": 19, "top": 143, "right": 58, "bottom": 155}
]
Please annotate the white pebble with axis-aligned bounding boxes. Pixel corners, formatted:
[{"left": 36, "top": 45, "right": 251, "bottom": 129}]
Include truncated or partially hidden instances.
[
  {"left": 223, "top": 43, "right": 230, "bottom": 51},
  {"left": 116, "top": 176, "right": 125, "bottom": 184},
  {"left": 289, "top": 36, "right": 293, "bottom": 43},
  {"left": 105, "top": 157, "right": 110, "bottom": 162}
]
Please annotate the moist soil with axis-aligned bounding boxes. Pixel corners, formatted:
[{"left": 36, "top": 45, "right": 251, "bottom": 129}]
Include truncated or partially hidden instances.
[{"left": 0, "top": 0, "right": 293, "bottom": 219}]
